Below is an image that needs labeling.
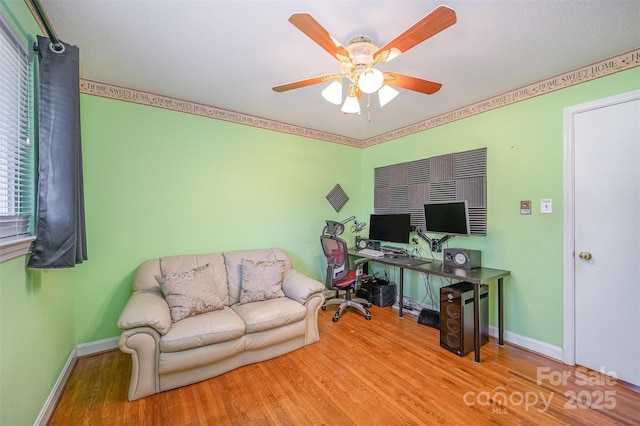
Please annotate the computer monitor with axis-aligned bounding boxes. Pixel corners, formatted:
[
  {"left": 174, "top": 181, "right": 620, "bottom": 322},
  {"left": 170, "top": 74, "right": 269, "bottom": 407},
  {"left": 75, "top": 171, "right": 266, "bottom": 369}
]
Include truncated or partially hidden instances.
[
  {"left": 368, "top": 213, "right": 411, "bottom": 244},
  {"left": 423, "top": 200, "right": 471, "bottom": 236}
]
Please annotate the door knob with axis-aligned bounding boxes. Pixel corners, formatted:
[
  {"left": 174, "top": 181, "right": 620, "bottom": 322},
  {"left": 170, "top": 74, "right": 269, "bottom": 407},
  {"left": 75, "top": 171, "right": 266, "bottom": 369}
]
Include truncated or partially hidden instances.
[{"left": 578, "top": 251, "right": 592, "bottom": 261}]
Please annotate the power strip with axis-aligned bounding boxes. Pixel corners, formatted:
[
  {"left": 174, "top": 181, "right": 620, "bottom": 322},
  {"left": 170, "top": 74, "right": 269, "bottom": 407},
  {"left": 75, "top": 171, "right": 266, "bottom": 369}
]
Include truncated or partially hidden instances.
[
  {"left": 397, "top": 306, "right": 422, "bottom": 317},
  {"left": 392, "top": 297, "right": 438, "bottom": 318}
]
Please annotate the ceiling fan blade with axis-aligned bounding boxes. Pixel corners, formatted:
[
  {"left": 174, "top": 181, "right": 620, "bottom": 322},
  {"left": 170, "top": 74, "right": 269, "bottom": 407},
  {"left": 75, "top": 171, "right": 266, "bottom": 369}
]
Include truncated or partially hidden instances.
[
  {"left": 373, "top": 6, "right": 456, "bottom": 63},
  {"left": 272, "top": 74, "right": 340, "bottom": 92},
  {"left": 289, "top": 13, "right": 352, "bottom": 63},
  {"left": 383, "top": 72, "right": 442, "bottom": 95}
]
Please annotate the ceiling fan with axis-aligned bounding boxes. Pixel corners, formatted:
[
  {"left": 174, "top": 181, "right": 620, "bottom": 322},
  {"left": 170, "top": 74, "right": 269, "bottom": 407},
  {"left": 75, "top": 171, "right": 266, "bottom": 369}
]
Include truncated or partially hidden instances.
[{"left": 272, "top": 5, "right": 457, "bottom": 114}]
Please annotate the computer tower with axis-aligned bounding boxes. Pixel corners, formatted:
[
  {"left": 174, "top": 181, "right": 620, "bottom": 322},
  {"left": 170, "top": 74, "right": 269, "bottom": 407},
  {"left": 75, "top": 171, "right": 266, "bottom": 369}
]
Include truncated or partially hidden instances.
[
  {"left": 439, "top": 282, "right": 488, "bottom": 356},
  {"left": 356, "top": 280, "right": 395, "bottom": 307},
  {"left": 370, "top": 283, "right": 396, "bottom": 307}
]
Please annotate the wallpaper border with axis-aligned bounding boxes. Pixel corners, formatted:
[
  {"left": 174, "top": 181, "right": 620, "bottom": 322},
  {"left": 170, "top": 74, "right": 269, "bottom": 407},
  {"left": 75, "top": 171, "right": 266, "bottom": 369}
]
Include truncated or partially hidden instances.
[
  {"left": 78, "top": 48, "right": 640, "bottom": 148},
  {"left": 78, "top": 79, "right": 361, "bottom": 148},
  {"left": 362, "top": 48, "right": 640, "bottom": 147}
]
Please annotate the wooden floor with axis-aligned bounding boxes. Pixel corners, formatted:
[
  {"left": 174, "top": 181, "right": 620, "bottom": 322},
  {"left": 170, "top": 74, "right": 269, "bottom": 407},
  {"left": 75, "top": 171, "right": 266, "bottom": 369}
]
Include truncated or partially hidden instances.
[{"left": 49, "top": 304, "right": 639, "bottom": 425}]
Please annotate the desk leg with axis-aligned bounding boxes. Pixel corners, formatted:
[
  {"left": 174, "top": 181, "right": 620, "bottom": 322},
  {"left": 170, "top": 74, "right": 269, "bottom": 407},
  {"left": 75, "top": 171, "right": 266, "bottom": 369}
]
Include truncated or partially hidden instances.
[
  {"left": 398, "top": 267, "right": 404, "bottom": 318},
  {"left": 498, "top": 277, "right": 504, "bottom": 346},
  {"left": 473, "top": 285, "right": 481, "bottom": 363}
]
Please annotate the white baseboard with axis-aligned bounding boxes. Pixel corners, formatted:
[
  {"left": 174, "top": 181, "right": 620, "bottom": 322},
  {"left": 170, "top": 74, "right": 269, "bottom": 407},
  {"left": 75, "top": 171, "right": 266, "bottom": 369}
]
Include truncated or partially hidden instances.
[
  {"left": 397, "top": 297, "right": 564, "bottom": 362},
  {"left": 34, "top": 337, "right": 120, "bottom": 426},
  {"left": 489, "top": 325, "right": 563, "bottom": 361},
  {"left": 34, "top": 347, "right": 77, "bottom": 426},
  {"left": 76, "top": 336, "right": 119, "bottom": 357}
]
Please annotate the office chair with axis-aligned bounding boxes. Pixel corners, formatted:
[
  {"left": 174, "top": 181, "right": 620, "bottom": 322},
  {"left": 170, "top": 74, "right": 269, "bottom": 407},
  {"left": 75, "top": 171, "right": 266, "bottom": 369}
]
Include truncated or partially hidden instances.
[{"left": 320, "top": 235, "right": 372, "bottom": 322}]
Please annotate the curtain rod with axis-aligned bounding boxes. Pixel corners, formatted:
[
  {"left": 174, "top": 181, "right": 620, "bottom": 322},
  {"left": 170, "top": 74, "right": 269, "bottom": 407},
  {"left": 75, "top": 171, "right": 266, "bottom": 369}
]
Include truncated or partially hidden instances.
[{"left": 29, "top": 0, "right": 64, "bottom": 52}]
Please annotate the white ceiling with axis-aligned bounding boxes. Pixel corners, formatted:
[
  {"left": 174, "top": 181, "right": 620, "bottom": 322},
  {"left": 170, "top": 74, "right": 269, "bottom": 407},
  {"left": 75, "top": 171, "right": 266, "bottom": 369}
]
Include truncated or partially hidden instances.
[{"left": 39, "top": 1, "right": 640, "bottom": 141}]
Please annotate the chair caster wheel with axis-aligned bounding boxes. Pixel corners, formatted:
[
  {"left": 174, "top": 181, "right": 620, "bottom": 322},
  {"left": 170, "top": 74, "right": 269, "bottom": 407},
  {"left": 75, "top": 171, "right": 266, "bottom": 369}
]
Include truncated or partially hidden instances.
[
  {"left": 321, "top": 305, "right": 327, "bottom": 311},
  {"left": 365, "top": 314, "right": 371, "bottom": 320},
  {"left": 332, "top": 316, "right": 339, "bottom": 322}
]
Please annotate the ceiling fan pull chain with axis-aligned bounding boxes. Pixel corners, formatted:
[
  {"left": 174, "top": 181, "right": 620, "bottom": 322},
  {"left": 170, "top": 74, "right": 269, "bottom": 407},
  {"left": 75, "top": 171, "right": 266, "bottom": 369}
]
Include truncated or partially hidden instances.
[{"left": 367, "top": 94, "right": 372, "bottom": 122}]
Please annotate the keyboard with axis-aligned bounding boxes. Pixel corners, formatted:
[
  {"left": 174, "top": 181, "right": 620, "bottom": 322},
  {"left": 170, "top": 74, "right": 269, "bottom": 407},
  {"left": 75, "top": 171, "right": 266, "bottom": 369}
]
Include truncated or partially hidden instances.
[{"left": 358, "top": 248, "right": 385, "bottom": 257}]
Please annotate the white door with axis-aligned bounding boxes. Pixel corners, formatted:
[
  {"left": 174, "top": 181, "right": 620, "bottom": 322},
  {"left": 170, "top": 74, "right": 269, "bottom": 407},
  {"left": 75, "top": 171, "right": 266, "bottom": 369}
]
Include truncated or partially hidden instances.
[{"left": 564, "top": 90, "right": 640, "bottom": 387}]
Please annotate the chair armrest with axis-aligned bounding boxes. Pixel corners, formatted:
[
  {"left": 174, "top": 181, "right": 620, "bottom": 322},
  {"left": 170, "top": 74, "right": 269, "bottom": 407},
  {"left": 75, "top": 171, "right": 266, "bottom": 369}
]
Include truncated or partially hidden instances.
[
  {"left": 282, "top": 269, "right": 325, "bottom": 304},
  {"left": 117, "top": 290, "right": 172, "bottom": 335},
  {"left": 353, "top": 260, "right": 366, "bottom": 290}
]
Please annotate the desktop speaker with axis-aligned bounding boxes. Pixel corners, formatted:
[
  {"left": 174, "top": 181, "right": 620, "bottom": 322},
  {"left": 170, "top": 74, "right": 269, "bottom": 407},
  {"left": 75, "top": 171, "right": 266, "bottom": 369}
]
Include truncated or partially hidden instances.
[
  {"left": 440, "top": 282, "right": 489, "bottom": 356},
  {"left": 443, "top": 248, "right": 481, "bottom": 269},
  {"left": 355, "top": 237, "right": 380, "bottom": 251}
]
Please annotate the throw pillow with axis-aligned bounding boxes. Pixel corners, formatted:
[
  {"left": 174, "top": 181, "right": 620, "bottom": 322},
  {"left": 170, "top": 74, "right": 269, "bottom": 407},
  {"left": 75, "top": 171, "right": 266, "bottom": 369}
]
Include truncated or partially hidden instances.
[
  {"left": 156, "top": 263, "right": 224, "bottom": 322},
  {"left": 239, "top": 259, "right": 285, "bottom": 304}
]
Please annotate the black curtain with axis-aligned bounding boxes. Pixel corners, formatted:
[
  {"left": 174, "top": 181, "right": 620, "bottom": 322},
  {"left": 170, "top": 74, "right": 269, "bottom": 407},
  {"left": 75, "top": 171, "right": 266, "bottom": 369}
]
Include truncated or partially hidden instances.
[{"left": 28, "top": 36, "right": 87, "bottom": 268}]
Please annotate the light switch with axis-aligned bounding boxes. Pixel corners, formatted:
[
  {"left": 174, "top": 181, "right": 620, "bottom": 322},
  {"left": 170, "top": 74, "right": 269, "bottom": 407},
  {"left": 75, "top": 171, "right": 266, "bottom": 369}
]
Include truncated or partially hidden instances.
[{"left": 540, "top": 199, "right": 552, "bottom": 214}]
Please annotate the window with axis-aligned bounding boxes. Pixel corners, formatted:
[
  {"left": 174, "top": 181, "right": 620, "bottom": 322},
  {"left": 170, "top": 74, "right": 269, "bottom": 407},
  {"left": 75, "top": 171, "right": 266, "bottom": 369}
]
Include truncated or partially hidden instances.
[{"left": 0, "top": 16, "right": 35, "bottom": 262}]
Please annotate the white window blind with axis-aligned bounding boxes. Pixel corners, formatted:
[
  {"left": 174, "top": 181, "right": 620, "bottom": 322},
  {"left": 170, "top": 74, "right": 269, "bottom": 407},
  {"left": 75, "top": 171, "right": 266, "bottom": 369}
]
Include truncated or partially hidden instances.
[{"left": 0, "top": 17, "right": 35, "bottom": 255}]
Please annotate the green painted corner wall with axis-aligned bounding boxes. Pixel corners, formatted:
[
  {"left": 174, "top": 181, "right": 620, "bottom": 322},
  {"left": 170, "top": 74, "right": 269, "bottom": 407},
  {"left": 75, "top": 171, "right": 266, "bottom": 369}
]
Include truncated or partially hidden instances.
[
  {"left": 361, "top": 67, "right": 640, "bottom": 346},
  {"left": 0, "top": 258, "right": 76, "bottom": 426},
  {"left": 1, "top": 80, "right": 363, "bottom": 425},
  {"left": 0, "top": 1, "right": 77, "bottom": 425},
  {"left": 74, "top": 94, "right": 363, "bottom": 343}
]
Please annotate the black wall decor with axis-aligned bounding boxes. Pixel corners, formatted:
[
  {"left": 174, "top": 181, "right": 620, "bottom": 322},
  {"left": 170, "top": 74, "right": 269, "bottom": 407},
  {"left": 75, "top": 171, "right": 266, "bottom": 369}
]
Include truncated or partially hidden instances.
[
  {"left": 374, "top": 148, "right": 487, "bottom": 235},
  {"left": 326, "top": 183, "right": 349, "bottom": 212}
]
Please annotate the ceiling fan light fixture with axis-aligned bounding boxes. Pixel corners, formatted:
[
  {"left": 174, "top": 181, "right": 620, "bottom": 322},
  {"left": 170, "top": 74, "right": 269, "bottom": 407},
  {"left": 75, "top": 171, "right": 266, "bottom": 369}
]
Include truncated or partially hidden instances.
[
  {"left": 321, "top": 80, "right": 343, "bottom": 105},
  {"left": 279, "top": 7, "right": 457, "bottom": 116},
  {"left": 358, "top": 68, "right": 384, "bottom": 94},
  {"left": 378, "top": 85, "right": 399, "bottom": 107},
  {"left": 341, "top": 95, "right": 361, "bottom": 114}
]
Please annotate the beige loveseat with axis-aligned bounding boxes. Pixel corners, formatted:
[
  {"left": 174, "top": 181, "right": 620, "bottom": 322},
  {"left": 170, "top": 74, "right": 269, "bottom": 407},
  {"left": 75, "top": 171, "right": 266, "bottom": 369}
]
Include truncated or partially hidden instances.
[{"left": 117, "top": 248, "right": 325, "bottom": 401}]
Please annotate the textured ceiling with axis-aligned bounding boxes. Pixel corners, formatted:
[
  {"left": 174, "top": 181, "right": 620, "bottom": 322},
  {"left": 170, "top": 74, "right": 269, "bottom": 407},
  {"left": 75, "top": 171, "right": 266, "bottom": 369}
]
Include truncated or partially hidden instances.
[{"left": 38, "top": 1, "right": 640, "bottom": 142}]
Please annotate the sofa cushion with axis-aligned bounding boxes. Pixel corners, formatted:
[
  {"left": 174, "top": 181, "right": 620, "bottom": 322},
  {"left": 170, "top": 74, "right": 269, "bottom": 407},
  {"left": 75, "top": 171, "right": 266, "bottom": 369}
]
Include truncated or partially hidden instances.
[
  {"left": 134, "top": 253, "right": 229, "bottom": 305},
  {"left": 159, "top": 307, "right": 246, "bottom": 353},
  {"left": 159, "top": 253, "right": 230, "bottom": 305},
  {"left": 231, "top": 297, "right": 306, "bottom": 334},
  {"left": 156, "top": 263, "right": 224, "bottom": 322},
  {"left": 239, "top": 259, "right": 286, "bottom": 304},
  {"left": 224, "top": 249, "right": 293, "bottom": 305}
]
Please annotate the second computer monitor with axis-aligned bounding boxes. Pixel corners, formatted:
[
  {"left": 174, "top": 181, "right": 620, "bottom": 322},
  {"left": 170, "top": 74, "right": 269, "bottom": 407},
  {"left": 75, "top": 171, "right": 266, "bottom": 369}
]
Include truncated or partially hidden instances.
[
  {"left": 423, "top": 200, "right": 470, "bottom": 236},
  {"left": 368, "top": 213, "right": 411, "bottom": 244}
]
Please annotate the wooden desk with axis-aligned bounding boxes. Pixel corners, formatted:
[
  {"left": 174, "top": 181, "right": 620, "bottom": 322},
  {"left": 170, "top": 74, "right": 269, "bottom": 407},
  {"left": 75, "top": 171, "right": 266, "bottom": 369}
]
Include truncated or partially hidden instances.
[{"left": 349, "top": 249, "right": 510, "bottom": 363}]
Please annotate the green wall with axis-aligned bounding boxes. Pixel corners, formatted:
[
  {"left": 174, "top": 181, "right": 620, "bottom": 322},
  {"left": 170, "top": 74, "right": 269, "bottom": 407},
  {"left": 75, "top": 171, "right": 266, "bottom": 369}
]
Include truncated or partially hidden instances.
[
  {"left": 0, "top": 1, "right": 77, "bottom": 425},
  {"left": 0, "top": 0, "right": 638, "bottom": 424},
  {"left": 361, "top": 68, "right": 640, "bottom": 345},
  {"left": 74, "top": 95, "right": 362, "bottom": 343}
]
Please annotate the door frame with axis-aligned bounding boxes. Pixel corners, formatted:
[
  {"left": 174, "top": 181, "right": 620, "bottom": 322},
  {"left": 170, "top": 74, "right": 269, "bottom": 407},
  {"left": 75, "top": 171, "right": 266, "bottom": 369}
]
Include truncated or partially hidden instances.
[{"left": 562, "top": 89, "right": 640, "bottom": 365}]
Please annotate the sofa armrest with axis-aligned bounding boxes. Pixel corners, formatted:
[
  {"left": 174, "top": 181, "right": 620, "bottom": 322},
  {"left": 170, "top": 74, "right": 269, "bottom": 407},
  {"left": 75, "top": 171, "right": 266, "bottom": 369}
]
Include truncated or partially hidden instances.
[
  {"left": 117, "top": 290, "right": 171, "bottom": 335},
  {"left": 282, "top": 269, "right": 325, "bottom": 304},
  {"left": 119, "top": 327, "right": 161, "bottom": 401}
]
